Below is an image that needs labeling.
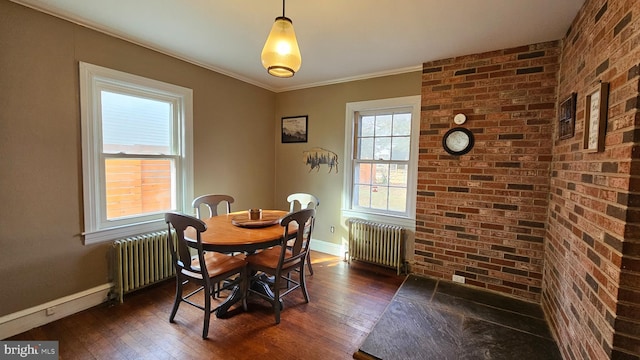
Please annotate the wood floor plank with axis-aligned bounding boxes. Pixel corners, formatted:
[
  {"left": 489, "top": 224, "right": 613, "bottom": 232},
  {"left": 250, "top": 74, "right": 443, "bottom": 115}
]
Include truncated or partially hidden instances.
[{"left": 9, "top": 253, "right": 403, "bottom": 360}]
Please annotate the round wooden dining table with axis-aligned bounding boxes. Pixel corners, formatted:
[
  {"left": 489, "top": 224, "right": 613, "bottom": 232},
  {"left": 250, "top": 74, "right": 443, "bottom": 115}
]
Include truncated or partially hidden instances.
[
  {"left": 184, "top": 209, "right": 294, "bottom": 318},
  {"left": 185, "top": 210, "right": 292, "bottom": 253}
]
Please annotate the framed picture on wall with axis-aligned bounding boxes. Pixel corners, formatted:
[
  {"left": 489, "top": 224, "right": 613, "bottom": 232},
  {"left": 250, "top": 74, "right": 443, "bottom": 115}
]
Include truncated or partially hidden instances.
[
  {"left": 558, "top": 93, "right": 576, "bottom": 139},
  {"left": 583, "top": 82, "right": 609, "bottom": 152},
  {"left": 282, "top": 115, "right": 308, "bottom": 143}
]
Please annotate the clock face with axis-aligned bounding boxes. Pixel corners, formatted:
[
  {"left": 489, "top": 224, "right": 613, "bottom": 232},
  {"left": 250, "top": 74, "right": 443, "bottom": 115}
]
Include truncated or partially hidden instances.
[{"left": 442, "top": 127, "right": 474, "bottom": 155}]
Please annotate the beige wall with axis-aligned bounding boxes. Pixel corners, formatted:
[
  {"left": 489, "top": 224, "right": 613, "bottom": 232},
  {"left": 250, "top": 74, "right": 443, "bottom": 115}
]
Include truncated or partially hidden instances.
[
  {"left": 0, "top": 1, "right": 275, "bottom": 316},
  {"left": 274, "top": 73, "right": 422, "bottom": 251},
  {"left": 0, "top": 0, "right": 420, "bottom": 318}
]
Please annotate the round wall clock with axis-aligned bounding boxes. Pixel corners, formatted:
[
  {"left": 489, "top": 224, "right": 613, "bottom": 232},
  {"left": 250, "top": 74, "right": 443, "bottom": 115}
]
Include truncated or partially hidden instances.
[{"left": 442, "top": 127, "right": 474, "bottom": 156}]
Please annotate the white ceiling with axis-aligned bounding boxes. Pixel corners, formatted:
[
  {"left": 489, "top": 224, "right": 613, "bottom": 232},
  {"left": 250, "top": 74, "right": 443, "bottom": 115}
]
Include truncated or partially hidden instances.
[{"left": 12, "top": 0, "right": 585, "bottom": 92}]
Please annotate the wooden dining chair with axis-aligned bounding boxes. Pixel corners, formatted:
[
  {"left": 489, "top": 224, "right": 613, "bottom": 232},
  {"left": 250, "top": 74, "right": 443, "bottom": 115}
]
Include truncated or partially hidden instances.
[
  {"left": 246, "top": 208, "right": 316, "bottom": 324},
  {"left": 165, "top": 212, "right": 247, "bottom": 338},
  {"left": 192, "top": 194, "right": 235, "bottom": 218},
  {"left": 192, "top": 194, "right": 237, "bottom": 296},
  {"left": 287, "top": 193, "right": 319, "bottom": 275},
  {"left": 287, "top": 193, "right": 320, "bottom": 212}
]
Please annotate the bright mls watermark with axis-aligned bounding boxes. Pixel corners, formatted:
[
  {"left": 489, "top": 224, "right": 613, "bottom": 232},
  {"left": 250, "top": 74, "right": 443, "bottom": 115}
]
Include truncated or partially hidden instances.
[{"left": 0, "top": 341, "right": 58, "bottom": 359}]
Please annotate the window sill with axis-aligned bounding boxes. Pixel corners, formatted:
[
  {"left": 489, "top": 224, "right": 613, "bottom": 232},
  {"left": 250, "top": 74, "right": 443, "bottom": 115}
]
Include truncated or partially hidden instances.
[
  {"left": 83, "top": 219, "right": 165, "bottom": 245},
  {"left": 341, "top": 209, "right": 416, "bottom": 230}
]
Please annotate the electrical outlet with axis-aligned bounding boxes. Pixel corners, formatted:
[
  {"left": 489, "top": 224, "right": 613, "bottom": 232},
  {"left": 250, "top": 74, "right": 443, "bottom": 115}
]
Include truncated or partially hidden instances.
[
  {"left": 46, "top": 307, "right": 56, "bottom": 316},
  {"left": 330, "top": 226, "right": 335, "bottom": 233},
  {"left": 452, "top": 275, "right": 465, "bottom": 284}
]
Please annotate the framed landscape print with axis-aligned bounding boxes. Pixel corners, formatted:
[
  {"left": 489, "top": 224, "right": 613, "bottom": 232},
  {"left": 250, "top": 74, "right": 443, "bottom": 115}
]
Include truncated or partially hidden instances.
[
  {"left": 583, "top": 82, "right": 609, "bottom": 152},
  {"left": 282, "top": 115, "right": 308, "bottom": 143}
]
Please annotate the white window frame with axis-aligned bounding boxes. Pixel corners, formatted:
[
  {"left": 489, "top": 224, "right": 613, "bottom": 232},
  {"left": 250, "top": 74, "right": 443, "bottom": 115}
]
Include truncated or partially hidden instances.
[
  {"left": 79, "top": 62, "right": 193, "bottom": 244},
  {"left": 342, "top": 96, "right": 420, "bottom": 229}
]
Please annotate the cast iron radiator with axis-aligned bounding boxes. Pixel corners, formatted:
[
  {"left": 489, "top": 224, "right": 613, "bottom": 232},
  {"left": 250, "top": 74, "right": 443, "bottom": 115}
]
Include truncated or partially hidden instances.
[
  {"left": 112, "top": 231, "right": 176, "bottom": 302},
  {"left": 348, "top": 219, "right": 405, "bottom": 275}
]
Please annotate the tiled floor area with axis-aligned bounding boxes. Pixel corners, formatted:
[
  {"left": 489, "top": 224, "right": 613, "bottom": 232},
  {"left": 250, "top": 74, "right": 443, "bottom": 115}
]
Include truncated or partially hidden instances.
[{"left": 356, "top": 275, "right": 562, "bottom": 360}]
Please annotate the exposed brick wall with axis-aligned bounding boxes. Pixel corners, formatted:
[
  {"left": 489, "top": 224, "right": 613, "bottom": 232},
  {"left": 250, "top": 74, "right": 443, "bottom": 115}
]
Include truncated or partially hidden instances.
[
  {"left": 414, "top": 2, "right": 640, "bottom": 358},
  {"left": 415, "top": 41, "right": 560, "bottom": 302},
  {"left": 545, "top": 0, "right": 640, "bottom": 359}
]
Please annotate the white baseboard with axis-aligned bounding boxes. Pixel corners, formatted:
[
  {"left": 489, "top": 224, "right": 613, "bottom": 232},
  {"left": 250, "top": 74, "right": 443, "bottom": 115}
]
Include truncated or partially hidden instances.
[
  {"left": 0, "top": 283, "right": 112, "bottom": 340},
  {"left": 310, "top": 238, "right": 345, "bottom": 258}
]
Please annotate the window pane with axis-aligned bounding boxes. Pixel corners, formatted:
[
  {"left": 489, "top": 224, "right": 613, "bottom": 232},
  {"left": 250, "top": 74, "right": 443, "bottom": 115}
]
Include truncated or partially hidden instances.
[
  {"left": 375, "top": 114, "right": 392, "bottom": 136},
  {"left": 374, "top": 137, "right": 391, "bottom": 160},
  {"left": 105, "top": 158, "right": 174, "bottom": 219},
  {"left": 391, "top": 136, "right": 410, "bottom": 161},
  {"left": 373, "top": 164, "right": 389, "bottom": 185},
  {"left": 371, "top": 186, "right": 388, "bottom": 210},
  {"left": 355, "top": 163, "right": 372, "bottom": 185},
  {"left": 355, "top": 185, "right": 371, "bottom": 208},
  {"left": 102, "top": 91, "right": 172, "bottom": 155},
  {"left": 393, "top": 113, "right": 412, "bottom": 136},
  {"left": 358, "top": 138, "right": 374, "bottom": 160},
  {"left": 389, "top": 164, "right": 408, "bottom": 186},
  {"left": 389, "top": 187, "right": 407, "bottom": 212},
  {"left": 360, "top": 115, "right": 375, "bottom": 137}
]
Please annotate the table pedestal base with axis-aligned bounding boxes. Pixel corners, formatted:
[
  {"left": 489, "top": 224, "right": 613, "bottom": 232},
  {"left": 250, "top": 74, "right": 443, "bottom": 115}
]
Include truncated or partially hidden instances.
[{"left": 216, "top": 274, "right": 282, "bottom": 318}]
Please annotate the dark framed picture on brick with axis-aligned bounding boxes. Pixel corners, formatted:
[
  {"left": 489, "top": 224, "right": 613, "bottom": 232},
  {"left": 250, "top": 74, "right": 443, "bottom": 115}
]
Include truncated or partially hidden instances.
[{"left": 558, "top": 93, "right": 576, "bottom": 139}]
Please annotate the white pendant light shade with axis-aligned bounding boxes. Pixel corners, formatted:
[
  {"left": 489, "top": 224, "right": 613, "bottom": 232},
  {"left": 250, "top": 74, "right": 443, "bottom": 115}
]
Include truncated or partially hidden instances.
[{"left": 261, "top": 16, "right": 302, "bottom": 77}]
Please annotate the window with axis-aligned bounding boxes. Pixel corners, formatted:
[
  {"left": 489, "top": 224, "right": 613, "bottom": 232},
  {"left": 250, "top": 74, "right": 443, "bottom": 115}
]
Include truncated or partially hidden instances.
[
  {"left": 80, "top": 62, "right": 193, "bottom": 244},
  {"left": 343, "top": 96, "right": 420, "bottom": 227}
]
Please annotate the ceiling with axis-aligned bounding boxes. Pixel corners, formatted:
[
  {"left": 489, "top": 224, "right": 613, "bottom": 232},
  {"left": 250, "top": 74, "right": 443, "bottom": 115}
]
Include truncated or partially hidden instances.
[{"left": 12, "top": 0, "right": 585, "bottom": 92}]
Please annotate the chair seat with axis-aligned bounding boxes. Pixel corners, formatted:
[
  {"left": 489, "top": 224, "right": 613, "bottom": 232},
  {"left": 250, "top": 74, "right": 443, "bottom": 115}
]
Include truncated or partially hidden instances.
[
  {"left": 246, "top": 246, "right": 298, "bottom": 271},
  {"left": 183, "top": 252, "right": 246, "bottom": 279}
]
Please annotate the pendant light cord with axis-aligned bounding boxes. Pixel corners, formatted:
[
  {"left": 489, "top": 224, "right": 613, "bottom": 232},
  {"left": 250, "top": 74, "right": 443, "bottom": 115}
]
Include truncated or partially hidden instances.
[{"left": 282, "top": 0, "right": 286, "bottom": 18}]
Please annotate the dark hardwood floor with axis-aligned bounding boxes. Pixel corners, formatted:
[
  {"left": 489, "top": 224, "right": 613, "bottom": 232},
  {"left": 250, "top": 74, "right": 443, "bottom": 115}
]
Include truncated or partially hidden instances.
[{"left": 10, "top": 252, "right": 405, "bottom": 359}]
